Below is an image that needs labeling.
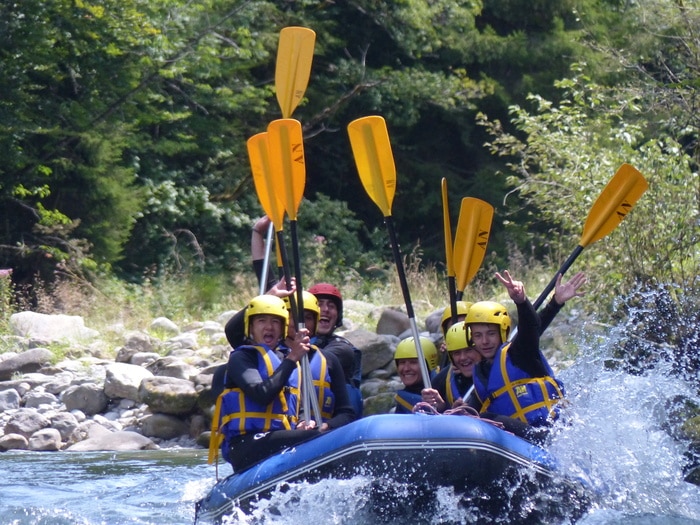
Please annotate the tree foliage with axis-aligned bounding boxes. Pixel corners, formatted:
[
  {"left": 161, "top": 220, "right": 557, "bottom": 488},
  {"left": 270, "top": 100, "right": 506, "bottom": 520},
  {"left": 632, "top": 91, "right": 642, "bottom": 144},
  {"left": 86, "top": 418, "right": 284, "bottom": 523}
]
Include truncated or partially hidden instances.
[{"left": 1, "top": 0, "right": 697, "bottom": 314}]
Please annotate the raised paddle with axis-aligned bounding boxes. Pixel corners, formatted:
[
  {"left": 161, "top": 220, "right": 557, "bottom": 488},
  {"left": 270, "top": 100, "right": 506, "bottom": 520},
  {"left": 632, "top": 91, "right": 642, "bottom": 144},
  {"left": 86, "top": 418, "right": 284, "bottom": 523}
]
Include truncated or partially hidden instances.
[
  {"left": 267, "top": 117, "right": 323, "bottom": 426},
  {"left": 454, "top": 197, "right": 494, "bottom": 301},
  {"left": 347, "top": 115, "right": 432, "bottom": 389},
  {"left": 462, "top": 163, "right": 649, "bottom": 403},
  {"left": 259, "top": 27, "right": 317, "bottom": 290},
  {"left": 275, "top": 27, "right": 316, "bottom": 120},
  {"left": 531, "top": 163, "right": 648, "bottom": 312},
  {"left": 441, "top": 178, "right": 458, "bottom": 325}
]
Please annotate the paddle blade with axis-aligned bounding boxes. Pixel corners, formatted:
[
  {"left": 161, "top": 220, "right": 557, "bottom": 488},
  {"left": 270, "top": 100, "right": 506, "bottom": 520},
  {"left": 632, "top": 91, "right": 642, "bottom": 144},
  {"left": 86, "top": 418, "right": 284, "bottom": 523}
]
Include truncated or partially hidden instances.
[
  {"left": 267, "top": 119, "right": 306, "bottom": 221},
  {"left": 580, "top": 163, "right": 648, "bottom": 247},
  {"left": 347, "top": 116, "right": 396, "bottom": 217},
  {"left": 247, "top": 133, "right": 285, "bottom": 230},
  {"left": 275, "top": 27, "right": 316, "bottom": 119},
  {"left": 442, "top": 178, "right": 455, "bottom": 278},
  {"left": 454, "top": 197, "right": 494, "bottom": 292}
]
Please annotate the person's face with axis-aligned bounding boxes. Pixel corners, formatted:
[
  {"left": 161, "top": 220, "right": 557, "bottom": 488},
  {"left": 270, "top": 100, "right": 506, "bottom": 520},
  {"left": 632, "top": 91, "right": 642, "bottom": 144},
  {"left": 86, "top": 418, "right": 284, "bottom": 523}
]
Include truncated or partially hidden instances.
[
  {"left": 449, "top": 347, "right": 482, "bottom": 377},
  {"left": 397, "top": 358, "right": 421, "bottom": 388},
  {"left": 287, "top": 309, "right": 317, "bottom": 337},
  {"left": 469, "top": 323, "right": 502, "bottom": 361},
  {"left": 250, "top": 315, "right": 284, "bottom": 346},
  {"left": 316, "top": 297, "right": 338, "bottom": 335},
  {"left": 442, "top": 313, "right": 466, "bottom": 333}
]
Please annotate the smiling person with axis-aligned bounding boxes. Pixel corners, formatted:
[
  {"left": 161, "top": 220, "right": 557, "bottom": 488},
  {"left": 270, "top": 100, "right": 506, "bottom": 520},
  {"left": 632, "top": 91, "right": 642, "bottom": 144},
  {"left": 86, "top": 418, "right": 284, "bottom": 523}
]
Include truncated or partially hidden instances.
[
  {"left": 467, "top": 270, "right": 586, "bottom": 431},
  {"left": 421, "top": 321, "right": 480, "bottom": 412},
  {"left": 307, "top": 283, "right": 364, "bottom": 417},
  {"left": 392, "top": 336, "right": 439, "bottom": 414},
  {"left": 210, "top": 295, "right": 320, "bottom": 472}
]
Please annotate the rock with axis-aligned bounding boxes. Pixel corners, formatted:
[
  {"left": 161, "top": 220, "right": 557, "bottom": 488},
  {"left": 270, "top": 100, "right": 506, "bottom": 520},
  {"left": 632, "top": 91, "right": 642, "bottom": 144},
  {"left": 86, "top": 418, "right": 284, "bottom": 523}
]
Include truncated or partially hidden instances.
[
  {"left": 150, "top": 317, "right": 179, "bottom": 335},
  {"left": 344, "top": 330, "right": 397, "bottom": 375},
  {"left": 4, "top": 408, "right": 50, "bottom": 438},
  {"left": 138, "top": 376, "right": 198, "bottom": 415},
  {"left": 28, "top": 428, "right": 62, "bottom": 451},
  {"left": 375, "top": 308, "right": 411, "bottom": 336},
  {"left": 146, "top": 356, "right": 199, "bottom": 380},
  {"left": 0, "top": 433, "right": 28, "bottom": 451},
  {"left": 140, "top": 413, "right": 189, "bottom": 439},
  {"left": 0, "top": 348, "right": 54, "bottom": 381},
  {"left": 65, "top": 430, "right": 159, "bottom": 451},
  {"left": 10, "top": 311, "right": 99, "bottom": 343},
  {"left": 0, "top": 388, "right": 21, "bottom": 411},
  {"left": 104, "top": 362, "right": 154, "bottom": 401},
  {"left": 24, "top": 390, "right": 59, "bottom": 408},
  {"left": 62, "top": 383, "right": 109, "bottom": 416},
  {"left": 50, "top": 412, "right": 80, "bottom": 441}
]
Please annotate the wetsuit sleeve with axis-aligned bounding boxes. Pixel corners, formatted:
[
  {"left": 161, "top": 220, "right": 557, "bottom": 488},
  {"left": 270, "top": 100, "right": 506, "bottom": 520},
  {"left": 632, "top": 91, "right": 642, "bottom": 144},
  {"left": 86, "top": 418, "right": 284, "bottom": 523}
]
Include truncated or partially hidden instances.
[
  {"left": 252, "top": 259, "right": 278, "bottom": 292},
  {"left": 538, "top": 298, "right": 564, "bottom": 335},
  {"left": 319, "top": 338, "right": 356, "bottom": 386},
  {"left": 224, "top": 309, "right": 246, "bottom": 349},
  {"left": 508, "top": 299, "right": 549, "bottom": 377},
  {"left": 324, "top": 351, "right": 357, "bottom": 429},
  {"left": 226, "top": 347, "right": 298, "bottom": 405}
]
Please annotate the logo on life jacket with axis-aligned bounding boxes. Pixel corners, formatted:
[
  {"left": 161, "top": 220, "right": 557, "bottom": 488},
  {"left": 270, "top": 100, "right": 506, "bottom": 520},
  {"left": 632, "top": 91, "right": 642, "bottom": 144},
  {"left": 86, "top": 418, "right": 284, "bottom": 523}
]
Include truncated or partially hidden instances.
[{"left": 514, "top": 385, "right": 528, "bottom": 397}]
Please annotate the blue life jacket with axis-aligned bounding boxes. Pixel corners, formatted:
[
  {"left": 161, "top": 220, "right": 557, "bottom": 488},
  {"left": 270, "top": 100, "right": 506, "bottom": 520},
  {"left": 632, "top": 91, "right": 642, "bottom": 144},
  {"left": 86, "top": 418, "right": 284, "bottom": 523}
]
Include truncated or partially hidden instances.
[{"left": 473, "top": 342, "right": 565, "bottom": 426}]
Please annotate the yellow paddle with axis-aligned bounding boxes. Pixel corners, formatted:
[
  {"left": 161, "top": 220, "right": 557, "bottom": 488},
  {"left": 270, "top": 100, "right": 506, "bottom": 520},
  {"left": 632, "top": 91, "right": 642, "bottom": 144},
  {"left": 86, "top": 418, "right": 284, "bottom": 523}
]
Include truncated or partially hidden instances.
[
  {"left": 275, "top": 27, "right": 316, "bottom": 119},
  {"left": 347, "top": 115, "right": 431, "bottom": 388},
  {"left": 531, "top": 163, "right": 648, "bottom": 311},
  {"left": 454, "top": 197, "right": 494, "bottom": 301}
]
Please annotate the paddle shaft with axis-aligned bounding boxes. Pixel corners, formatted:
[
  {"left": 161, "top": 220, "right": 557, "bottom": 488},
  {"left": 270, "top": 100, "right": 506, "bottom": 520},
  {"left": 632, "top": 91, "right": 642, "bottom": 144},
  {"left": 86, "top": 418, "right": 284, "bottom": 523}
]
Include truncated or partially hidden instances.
[{"left": 385, "top": 216, "right": 432, "bottom": 388}]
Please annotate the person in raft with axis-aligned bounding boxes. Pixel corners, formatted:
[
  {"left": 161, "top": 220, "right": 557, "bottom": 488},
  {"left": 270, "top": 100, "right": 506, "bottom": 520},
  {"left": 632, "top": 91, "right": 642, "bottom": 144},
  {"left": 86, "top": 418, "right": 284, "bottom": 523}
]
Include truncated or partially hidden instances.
[
  {"left": 281, "top": 290, "right": 356, "bottom": 431},
  {"left": 467, "top": 270, "right": 586, "bottom": 428},
  {"left": 307, "top": 282, "right": 364, "bottom": 418},
  {"left": 226, "top": 215, "right": 363, "bottom": 417},
  {"left": 392, "top": 336, "right": 440, "bottom": 414},
  {"left": 436, "top": 300, "right": 472, "bottom": 370},
  {"left": 209, "top": 295, "right": 320, "bottom": 472}
]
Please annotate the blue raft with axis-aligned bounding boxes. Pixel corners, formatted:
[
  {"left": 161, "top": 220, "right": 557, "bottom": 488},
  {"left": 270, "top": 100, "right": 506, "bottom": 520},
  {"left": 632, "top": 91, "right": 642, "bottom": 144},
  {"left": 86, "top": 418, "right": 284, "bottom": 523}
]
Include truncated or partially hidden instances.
[{"left": 195, "top": 414, "right": 591, "bottom": 523}]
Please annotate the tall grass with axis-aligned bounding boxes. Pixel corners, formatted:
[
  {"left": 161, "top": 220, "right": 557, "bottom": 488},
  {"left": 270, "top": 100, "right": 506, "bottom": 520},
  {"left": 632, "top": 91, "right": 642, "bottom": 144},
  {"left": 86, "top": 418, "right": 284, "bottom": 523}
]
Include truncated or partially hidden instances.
[{"left": 0, "top": 247, "right": 570, "bottom": 336}]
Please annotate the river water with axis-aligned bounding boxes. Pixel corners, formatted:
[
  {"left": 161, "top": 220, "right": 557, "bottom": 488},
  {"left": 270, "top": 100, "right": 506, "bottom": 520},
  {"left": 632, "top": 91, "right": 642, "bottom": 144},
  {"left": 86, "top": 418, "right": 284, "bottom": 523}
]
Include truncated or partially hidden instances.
[{"left": 2, "top": 316, "right": 700, "bottom": 524}]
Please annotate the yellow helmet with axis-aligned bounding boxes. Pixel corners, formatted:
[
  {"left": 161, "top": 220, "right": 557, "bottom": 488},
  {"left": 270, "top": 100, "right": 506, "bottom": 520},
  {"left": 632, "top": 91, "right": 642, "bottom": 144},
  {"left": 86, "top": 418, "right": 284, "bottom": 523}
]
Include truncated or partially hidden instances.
[
  {"left": 445, "top": 321, "right": 469, "bottom": 352},
  {"left": 283, "top": 291, "right": 320, "bottom": 328},
  {"left": 244, "top": 295, "right": 289, "bottom": 338},
  {"left": 394, "top": 336, "right": 439, "bottom": 371},
  {"left": 440, "top": 301, "right": 473, "bottom": 334},
  {"left": 465, "top": 301, "right": 510, "bottom": 342}
]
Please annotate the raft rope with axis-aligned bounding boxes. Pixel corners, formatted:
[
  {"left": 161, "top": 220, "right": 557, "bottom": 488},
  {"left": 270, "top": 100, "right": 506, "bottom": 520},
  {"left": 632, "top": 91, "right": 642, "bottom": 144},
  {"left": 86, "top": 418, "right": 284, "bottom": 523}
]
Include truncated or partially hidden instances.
[{"left": 412, "top": 402, "right": 506, "bottom": 431}]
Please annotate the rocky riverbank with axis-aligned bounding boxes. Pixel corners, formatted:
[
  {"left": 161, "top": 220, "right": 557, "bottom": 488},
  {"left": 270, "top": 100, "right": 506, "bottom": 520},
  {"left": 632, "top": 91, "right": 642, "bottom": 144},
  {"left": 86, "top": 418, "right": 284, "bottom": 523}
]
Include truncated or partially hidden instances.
[{"left": 1, "top": 301, "right": 698, "bottom": 487}]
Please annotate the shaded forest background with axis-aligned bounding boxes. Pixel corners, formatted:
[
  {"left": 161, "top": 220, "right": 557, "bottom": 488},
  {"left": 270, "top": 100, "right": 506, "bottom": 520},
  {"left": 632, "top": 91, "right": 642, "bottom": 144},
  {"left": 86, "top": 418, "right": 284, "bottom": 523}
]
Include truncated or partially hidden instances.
[{"left": 1, "top": 0, "right": 698, "bottom": 319}]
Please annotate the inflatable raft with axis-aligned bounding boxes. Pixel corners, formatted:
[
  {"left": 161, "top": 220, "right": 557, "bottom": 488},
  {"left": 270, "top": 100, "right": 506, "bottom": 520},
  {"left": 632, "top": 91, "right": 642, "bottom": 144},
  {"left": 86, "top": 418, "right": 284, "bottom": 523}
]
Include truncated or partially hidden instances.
[{"left": 195, "top": 413, "right": 591, "bottom": 523}]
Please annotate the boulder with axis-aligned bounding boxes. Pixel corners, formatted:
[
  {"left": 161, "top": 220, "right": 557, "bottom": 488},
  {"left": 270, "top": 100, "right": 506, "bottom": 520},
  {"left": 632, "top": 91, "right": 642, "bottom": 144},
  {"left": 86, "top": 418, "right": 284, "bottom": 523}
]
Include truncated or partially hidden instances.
[
  {"left": 62, "top": 383, "right": 109, "bottom": 416},
  {"left": 28, "top": 428, "right": 62, "bottom": 451},
  {"left": 0, "top": 348, "right": 54, "bottom": 381},
  {"left": 10, "top": 311, "right": 99, "bottom": 343},
  {"left": 104, "top": 362, "right": 153, "bottom": 401},
  {"left": 140, "top": 413, "right": 189, "bottom": 439},
  {"left": 0, "top": 433, "right": 28, "bottom": 451},
  {"left": 375, "top": 308, "right": 411, "bottom": 336},
  {"left": 65, "top": 430, "right": 159, "bottom": 452},
  {"left": 4, "top": 408, "right": 50, "bottom": 438},
  {"left": 0, "top": 388, "right": 21, "bottom": 411},
  {"left": 138, "top": 376, "right": 198, "bottom": 415},
  {"left": 344, "top": 330, "right": 397, "bottom": 375}
]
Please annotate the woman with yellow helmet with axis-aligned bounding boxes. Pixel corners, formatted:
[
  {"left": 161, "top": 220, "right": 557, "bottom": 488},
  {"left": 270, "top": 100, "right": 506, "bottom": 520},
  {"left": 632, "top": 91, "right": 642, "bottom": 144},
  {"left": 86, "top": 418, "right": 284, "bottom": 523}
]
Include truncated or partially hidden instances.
[{"left": 392, "top": 336, "right": 440, "bottom": 414}]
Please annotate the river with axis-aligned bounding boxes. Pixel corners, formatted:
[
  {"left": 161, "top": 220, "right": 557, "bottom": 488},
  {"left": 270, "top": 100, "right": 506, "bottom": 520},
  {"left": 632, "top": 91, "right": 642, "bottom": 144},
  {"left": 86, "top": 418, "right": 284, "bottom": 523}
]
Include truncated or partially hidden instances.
[{"left": 2, "top": 316, "right": 700, "bottom": 524}]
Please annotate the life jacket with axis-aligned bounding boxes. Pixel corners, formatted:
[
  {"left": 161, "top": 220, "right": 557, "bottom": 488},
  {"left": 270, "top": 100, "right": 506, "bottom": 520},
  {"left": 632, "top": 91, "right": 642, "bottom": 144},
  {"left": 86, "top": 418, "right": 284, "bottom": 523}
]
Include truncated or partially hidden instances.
[
  {"left": 394, "top": 389, "right": 423, "bottom": 414},
  {"left": 445, "top": 367, "right": 462, "bottom": 406},
  {"left": 290, "top": 348, "right": 336, "bottom": 421},
  {"left": 473, "top": 342, "right": 565, "bottom": 426},
  {"left": 207, "top": 344, "right": 299, "bottom": 464}
]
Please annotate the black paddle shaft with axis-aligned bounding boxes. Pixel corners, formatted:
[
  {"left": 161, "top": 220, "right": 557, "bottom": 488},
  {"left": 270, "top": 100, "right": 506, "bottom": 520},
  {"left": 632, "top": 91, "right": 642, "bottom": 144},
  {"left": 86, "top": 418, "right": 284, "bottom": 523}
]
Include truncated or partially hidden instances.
[
  {"left": 385, "top": 216, "right": 415, "bottom": 319},
  {"left": 532, "top": 245, "right": 584, "bottom": 310}
]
